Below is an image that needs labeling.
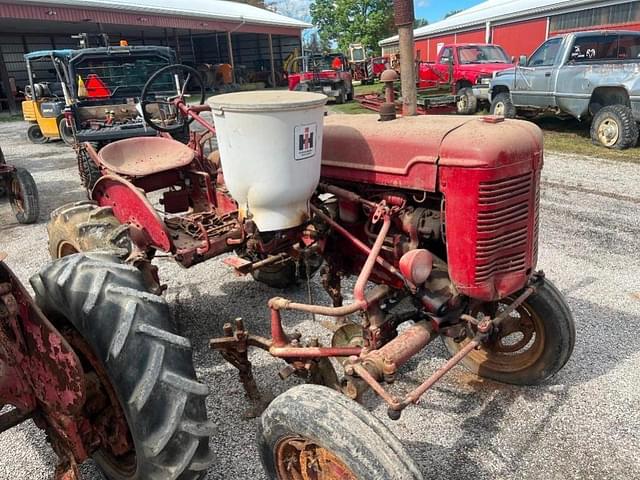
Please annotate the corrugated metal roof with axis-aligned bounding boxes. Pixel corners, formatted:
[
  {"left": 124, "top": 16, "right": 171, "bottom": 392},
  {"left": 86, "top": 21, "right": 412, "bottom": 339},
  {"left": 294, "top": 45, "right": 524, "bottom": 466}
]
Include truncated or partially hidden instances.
[
  {"left": 20, "top": 0, "right": 312, "bottom": 29},
  {"left": 380, "top": 0, "right": 615, "bottom": 45}
]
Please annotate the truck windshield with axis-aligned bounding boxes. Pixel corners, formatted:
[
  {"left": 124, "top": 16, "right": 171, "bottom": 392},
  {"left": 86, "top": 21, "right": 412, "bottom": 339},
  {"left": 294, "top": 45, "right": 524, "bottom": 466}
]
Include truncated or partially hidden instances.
[{"left": 458, "top": 46, "right": 510, "bottom": 64}]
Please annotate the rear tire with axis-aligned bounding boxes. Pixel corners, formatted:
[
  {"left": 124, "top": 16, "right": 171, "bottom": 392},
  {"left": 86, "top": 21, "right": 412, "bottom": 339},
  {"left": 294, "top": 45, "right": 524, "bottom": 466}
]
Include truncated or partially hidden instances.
[
  {"left": 490, "top": 92, "right": 516, "bottom": 119},
  {"left": 335, "top": 87, "right": 346, "bottom": 104},
  {"left": 258, "top": 384, "right": 423, "bottom": 480},
  {"left": 443, "top": 278, "right": 575, "bottom": 385},
  {"left": 9, "top": 168, "right": 39, "bottom": 224},
  {"left": 31, "top": 253, "right": 214, "bottom": 480},
  {"left": 590, "top": 104, "right": 639, "bottom": 149},
  {"left": 47, "top": 200, "right": 132, "bottom": 259},
  {"left": 27, "top": 124, "right": 48, "bottom": 144},
  {"left": 456, "top": 87, "right": 478, "bottom": 115}
]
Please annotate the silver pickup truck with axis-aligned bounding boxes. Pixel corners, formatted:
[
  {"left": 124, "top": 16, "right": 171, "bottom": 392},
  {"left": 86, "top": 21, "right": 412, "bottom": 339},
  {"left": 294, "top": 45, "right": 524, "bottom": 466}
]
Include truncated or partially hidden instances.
[{"left": 489, "top": 30, "right": 640, "bottom": 149}]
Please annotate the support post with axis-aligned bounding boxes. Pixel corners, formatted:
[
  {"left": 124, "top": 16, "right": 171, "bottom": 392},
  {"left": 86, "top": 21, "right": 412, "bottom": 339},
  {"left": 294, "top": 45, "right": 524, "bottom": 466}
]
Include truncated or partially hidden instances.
[
  {"left": 0, "top": 45, "right": 18, "bottom": 114},
  {"left": 173, "top": 28, "right": 182, "bottom": 63},
  {"left": 227, "top": 31, "right": 235, "bottom": 83},
  {"left": 394, "top": 0, "right": 417, "bottom": 116},
  {"left": 268, "top": 34, "right": 276, "bottom": 88}
]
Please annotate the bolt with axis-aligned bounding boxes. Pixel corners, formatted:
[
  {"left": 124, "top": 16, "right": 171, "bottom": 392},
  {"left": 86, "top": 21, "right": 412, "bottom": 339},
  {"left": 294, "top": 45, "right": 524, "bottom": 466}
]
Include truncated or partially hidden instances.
[
  {"left": 235, "top": 317, "right": 245, "bottom": 332},
  {"left": 343, "top": 381, "right": 358, "bottom": 399},
  {"left": 223, "top": 323, "right": 233, "bottom": 336}
]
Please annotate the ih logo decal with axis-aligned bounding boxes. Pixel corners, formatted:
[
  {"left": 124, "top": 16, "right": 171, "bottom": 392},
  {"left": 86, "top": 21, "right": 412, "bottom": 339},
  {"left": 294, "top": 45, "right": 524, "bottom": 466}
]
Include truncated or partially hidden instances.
[{"left": 295, "top": 123, "right": 317, "bottom": 160}]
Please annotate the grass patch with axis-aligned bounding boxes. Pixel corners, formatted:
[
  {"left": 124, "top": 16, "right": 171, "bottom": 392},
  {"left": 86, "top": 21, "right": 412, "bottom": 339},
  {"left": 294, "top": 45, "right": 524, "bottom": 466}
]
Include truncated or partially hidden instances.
[
  {"left": 329, "top": 102, "right": 373, "bottom": 114},
  {"left": 354, "top": 82, "right": 381, "bottom": 96}
]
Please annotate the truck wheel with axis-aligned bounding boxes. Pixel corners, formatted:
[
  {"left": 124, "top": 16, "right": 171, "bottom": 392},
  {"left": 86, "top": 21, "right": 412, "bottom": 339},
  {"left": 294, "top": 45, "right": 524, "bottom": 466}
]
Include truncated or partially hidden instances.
[
  {"left": 58, "top": 117, "right": 75, "bottom": 146},
  {"left": 490, "top": 92, "right": 516, "bottom": 119},
  {"left": 48, "top": 201, "right": 132, "bottom": 259},
  {"left": 442, "top": 278, "right": 575, "bottom": 385},
  {"left": 590, "top": 105, "right": 639, "bottom": 149},
  {"left": 258, "top": 384, "right": 423, "bottom": 480},
  {"left": 456, "top": 87, "right": 478, "bottom": 115},
  {"left": 31, "top": 253, "right": 215, "bottom": 480},
  {"left": 27, "top": 124, "right": 48, "bottom": 144},
  {"left": 77, "top": 142, "right": 102, "bottom": 191},
  {"left": 9, "top": 168, "right": 39, "bottom": 224},
  {"left": 335, "top": 88, "right": 346, "bottom": 104}
]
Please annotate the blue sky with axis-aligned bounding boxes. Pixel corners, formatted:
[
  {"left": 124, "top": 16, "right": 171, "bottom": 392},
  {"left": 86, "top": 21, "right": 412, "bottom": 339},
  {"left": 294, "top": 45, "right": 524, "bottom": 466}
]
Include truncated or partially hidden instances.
[{"left": 414, "top": 0, "right": 485, "bottom": 22}]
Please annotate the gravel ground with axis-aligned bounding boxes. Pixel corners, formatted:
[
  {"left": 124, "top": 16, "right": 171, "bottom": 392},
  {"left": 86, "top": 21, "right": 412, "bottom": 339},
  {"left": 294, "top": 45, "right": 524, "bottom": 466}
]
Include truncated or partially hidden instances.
[{"left": 0, "top": 119, "right": 639, "bottom": 480}]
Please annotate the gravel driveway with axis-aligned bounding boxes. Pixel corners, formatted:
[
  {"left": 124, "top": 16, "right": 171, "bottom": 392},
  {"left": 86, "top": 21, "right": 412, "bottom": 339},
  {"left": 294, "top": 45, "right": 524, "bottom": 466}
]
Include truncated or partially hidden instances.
[{"left": 0, "top": 119, "right": 639, "bottom": 480}]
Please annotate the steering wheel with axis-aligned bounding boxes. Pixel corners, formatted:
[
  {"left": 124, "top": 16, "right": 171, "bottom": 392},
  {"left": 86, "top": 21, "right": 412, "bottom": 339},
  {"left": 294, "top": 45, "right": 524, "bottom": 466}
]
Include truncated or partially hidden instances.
[{"left": 140, "top": 64, "right": 205, "bottom": 133}]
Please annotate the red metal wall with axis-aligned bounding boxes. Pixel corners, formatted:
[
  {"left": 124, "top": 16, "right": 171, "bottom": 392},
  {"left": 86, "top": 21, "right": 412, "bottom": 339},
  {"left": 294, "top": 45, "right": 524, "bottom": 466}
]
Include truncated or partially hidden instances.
[
  {"left": 414, "top": 28, "right": 494, "bottom": 61},
  {"left": 456, "top": 29, "right": 486, "bottom": 44},
  {"left": 492, "top": 18, "right": 548, "bottom": 57}
]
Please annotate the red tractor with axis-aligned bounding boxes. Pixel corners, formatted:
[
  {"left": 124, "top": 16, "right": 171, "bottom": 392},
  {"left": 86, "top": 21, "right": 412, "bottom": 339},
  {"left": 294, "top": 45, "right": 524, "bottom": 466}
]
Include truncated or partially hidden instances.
[
  {"left": 0, "top": 146, "right": 39, "bottom": 224},
  {"left": 29, "top": 63, "right": 574, "bottom": 479}
]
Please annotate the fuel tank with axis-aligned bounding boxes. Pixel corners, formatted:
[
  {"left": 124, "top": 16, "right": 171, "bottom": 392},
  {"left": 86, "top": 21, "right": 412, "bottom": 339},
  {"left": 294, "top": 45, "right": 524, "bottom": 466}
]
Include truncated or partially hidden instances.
[{"left": 321, "top": 114, "right": 544, "bottom": 301}]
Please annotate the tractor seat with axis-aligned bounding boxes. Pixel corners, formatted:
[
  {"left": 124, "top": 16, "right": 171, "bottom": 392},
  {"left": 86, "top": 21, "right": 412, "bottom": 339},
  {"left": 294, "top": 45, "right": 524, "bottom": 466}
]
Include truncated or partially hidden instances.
[{"left": 98, "top": 137, "right": 194, "bottom": 177}]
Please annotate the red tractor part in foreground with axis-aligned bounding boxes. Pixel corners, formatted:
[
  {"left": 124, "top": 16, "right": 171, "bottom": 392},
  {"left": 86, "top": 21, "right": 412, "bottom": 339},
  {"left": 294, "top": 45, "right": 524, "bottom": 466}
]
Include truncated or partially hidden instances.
[
  {"left": 0, "top": 146, "right": 39, "bottom": 224},
  {"left": 44, "top": 64, "right": 575, "bottom": 479}
]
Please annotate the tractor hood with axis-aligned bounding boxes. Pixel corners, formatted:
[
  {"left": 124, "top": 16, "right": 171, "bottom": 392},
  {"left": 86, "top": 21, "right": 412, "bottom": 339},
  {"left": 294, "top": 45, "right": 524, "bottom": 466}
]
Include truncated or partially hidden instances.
[{"left": 320, "top": 114, "right": 542, "bottom": 192}]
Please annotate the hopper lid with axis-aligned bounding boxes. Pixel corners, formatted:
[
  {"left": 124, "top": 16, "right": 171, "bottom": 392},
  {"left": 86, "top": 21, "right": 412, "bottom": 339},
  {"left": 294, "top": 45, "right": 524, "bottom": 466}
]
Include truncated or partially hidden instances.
[{"left": 208, "top": 90, "right": 327, "bottom": 112}]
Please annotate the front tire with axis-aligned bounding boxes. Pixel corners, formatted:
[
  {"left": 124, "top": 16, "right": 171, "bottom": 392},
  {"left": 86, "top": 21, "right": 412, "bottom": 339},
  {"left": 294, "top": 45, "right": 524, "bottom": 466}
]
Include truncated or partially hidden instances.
[
  {"left": 490, "top": 92, "right": 516, "bottom": 118},
  {"left": 27, "top": 124, "right": 48, "bottom": 144},
  {"left": 590, "top": 104, "right": 639, "bottom": 149},
  {"left": 9, "top": 168, "right": 39, "bottom": 224},
  {"left": 456, "top": 87, "right": 478, "bottom": 115},
  {"left": 77, "top": 142, "right": 102, "bottom": 192},
  {"left": 259, "top": 384, "right": 423, "bottom": 480},
  {"left": 58, "top": 117, "right": 75, "bottom": 145},
  {"left": 443, "top": 278, "right": 575, "bottom": 385},
  {"left": 31, "top": 253, "right": 214, "bottom": 480}
]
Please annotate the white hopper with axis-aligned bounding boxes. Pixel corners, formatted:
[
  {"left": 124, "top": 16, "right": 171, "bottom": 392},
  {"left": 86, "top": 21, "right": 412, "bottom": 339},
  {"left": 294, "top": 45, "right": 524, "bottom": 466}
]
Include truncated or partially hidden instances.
[{"left": 208, "top": 90, "right": 327, "bottom": 232}]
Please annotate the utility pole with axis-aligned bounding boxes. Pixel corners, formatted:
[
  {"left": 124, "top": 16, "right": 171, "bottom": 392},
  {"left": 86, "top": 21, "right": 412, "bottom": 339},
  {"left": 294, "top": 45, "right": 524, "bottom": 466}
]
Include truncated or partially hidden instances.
[{"left": 394, "top": 0, "right": 417, "bottom": 116}]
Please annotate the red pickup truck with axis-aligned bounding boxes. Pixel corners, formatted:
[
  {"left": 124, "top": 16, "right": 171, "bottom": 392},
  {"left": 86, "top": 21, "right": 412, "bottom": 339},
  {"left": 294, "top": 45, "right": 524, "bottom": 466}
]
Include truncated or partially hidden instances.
[{"left": 419, "top": 43, "right": 513, "bottom": 113}]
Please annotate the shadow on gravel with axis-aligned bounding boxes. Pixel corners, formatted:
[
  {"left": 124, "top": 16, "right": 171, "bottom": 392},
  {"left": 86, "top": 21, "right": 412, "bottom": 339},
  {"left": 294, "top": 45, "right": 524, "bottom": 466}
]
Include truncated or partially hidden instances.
[{"left": 406, "top": 381, "right": 570, "bottom": 480}]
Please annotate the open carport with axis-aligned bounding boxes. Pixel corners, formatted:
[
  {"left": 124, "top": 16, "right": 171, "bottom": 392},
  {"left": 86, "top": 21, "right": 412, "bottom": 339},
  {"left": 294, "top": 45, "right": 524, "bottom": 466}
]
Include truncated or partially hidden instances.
[{"left": 0, "top": 0, "right": 310, "bottom": 113}]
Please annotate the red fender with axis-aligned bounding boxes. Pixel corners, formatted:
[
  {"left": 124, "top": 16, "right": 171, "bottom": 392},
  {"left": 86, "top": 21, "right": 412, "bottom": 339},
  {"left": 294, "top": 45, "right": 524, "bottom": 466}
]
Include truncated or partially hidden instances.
[{"left": 92, "top": 175, "right": 173, "bottom": 253}]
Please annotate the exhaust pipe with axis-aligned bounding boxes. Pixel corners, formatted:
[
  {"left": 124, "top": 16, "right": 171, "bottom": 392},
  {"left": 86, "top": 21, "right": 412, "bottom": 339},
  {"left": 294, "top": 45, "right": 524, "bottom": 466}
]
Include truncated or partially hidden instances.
[{"left": 394, "top": 0, "right": 417, "bottom": 116}]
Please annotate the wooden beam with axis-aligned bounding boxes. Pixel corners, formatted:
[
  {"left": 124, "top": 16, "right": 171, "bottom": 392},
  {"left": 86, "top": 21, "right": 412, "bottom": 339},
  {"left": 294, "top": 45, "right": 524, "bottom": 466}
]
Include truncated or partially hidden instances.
[{"left": 268, "top": 34, "right": 276, "bottom": 89}]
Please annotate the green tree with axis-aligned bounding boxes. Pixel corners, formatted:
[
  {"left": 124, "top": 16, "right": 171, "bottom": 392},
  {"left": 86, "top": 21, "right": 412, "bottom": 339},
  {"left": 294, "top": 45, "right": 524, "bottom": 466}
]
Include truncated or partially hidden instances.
[
  {"left": 445, "top": 9, "right": 462, "bottom": 18},
  {"left": 310, "top": 0, "right": 394, "bottom": 54}
]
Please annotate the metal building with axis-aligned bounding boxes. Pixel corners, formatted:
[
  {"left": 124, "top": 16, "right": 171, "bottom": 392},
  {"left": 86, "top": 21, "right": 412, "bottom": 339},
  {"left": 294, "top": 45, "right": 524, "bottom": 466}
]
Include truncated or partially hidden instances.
[
  {"left": 0, "top": 0, "right": 310, "bottom": 113},
  {"left": 380, "top": 0, "right": 640, "bottom": 61}
]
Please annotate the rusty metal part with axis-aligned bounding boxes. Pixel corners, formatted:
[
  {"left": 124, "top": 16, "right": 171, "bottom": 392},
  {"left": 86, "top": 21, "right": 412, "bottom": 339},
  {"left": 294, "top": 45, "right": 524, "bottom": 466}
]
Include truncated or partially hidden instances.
[
  {"left": 224, "top": 252, "right": 290, "bottom": 275},
  {"left": 311, "top": 205, "right": 414, "bottom": 291},
  {"left": 344, "top": 286, "right": 538, "bottom": 419},
  {"left": 275, "top": 436, "right": 356, "bottom": 480},
  {"left": 209, "top": 318, "right": 273, "bottom": 417}
]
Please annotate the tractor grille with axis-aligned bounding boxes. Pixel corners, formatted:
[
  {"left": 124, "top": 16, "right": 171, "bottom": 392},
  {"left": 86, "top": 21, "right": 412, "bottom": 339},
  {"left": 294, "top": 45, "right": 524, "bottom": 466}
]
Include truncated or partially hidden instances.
[{"left": 475, "top": 172, "right": 534, "bottom": 283}]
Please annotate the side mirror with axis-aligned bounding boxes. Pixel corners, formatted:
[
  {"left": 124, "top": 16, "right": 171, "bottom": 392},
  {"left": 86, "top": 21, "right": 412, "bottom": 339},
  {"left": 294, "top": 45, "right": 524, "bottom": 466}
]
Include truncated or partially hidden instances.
[{"left": 519, "top": 55, "right": 528, "bottom": 66}]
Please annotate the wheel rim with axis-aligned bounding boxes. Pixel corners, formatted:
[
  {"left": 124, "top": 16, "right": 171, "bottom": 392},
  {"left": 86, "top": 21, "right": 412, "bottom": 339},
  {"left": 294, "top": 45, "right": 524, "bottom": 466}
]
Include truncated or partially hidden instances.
[
  {"left": 64, "top": 328, "right": 137, "bottom": 476},
  {"left": 457, "top": 95, "right": 468, "bottom": 112},
  {"left": 459, "top": 298, "right": 545, "bottom": 373},
  {"left": 597, "top": 118, "right": 619, "bottom": 147},
  {"left": 275, "top": 436, "right": 357, "bottom": 480},
  {"left": 493, "top": 101, "right": 505, "bottom": 116},
  {"left": 58, "top": 241, "right": 79, "bottom": 258},
  {"left": 9, "top": 176, "right": 25, "bottom": 214}
]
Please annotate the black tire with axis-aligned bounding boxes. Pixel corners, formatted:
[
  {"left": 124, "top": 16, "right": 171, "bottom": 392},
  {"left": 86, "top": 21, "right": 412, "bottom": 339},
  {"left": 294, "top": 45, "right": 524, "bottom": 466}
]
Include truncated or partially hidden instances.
[
  {"left": 58, "top": 117, "right": 75, "bottom": 146},
  {"left": 443, "top": 278, "right": 575, "bottom": 385},
  {"left": 48, "top": 200, "right": 132, "bottom": 259},
  {"left": 490, "top": 92, "right": 517, "bottom": 119},
  {"left": 590, "top": 104, "right": 639, "bottom": 149},
  {"left": 27, "top": 124, "right": 48, "bottom": 144},
  {"left": 456, "top": 87, "right": 478, "bottom": 115},
  {"left": 258, "top": 384, "right": 423, "bottom": 480},
  {"left": 9, "top": 168, "right": 39, "bottom": 224},
  {"left": 31, "top": 253, "right": 214, "bottom": 480},
  {"left": 77, "top": 142, "right": 102, "bottom": 192},
  {"left": 335, "top": 87, "right": 346, "bottom": 104}
]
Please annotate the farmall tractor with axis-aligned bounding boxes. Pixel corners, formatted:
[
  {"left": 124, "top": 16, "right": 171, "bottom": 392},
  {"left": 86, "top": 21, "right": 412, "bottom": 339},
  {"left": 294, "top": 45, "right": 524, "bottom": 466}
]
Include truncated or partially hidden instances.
[{"left": 3, "top": 62, "right": 575, "bottom": 479}]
